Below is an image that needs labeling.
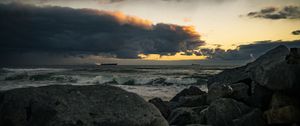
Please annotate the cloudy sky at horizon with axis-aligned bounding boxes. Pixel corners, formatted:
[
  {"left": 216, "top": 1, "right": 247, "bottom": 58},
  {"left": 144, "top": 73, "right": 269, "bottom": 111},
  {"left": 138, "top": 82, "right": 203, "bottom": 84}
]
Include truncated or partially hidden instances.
[{"left": 0, "top": 0, "right": 300, "bottom": 65}]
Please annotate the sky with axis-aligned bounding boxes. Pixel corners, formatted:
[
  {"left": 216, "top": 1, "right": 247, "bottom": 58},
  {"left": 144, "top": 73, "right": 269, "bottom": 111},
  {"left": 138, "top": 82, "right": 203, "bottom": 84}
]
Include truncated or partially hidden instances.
[{"left": 0, "top": 0, "right": 300, "bottom": 65}]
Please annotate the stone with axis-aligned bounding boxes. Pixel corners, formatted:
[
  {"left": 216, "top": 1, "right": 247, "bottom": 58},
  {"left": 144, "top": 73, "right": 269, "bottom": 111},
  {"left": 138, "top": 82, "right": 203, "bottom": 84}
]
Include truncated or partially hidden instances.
[
  {"left": 229, "top": 83, "right": 250, "bottom": 101},
  {"left": 264, "top": 105, "right": 300, "bottom": 124},
  {"left": 206, "top": 98, "right": 251, "bottom": 126},
  {"left": 170, "top": 86, "right": 206, "bottom": 102},
  {"left": 149, "top": 97, "right": 171, "bottom": 119},
  {"left": 0, "top": 85, "right": 168, "bottom": 126},
  {"left": 207, "top": 83, "right": 233, "bottom": 103},
  {"left": 233, "top": 109, "right": 266, "bottom": 126},
  {"left": 207, "top": 66, "right": 250, "bottom": 88},
  {"left": 269, "top": 92, "right": 299, "bottom": 109},
  {"left": 177, "top": 94, "right": 207, "bottom": 108},
  {"left": 168, "top": 106, "right": 207, "bottom": 125}
]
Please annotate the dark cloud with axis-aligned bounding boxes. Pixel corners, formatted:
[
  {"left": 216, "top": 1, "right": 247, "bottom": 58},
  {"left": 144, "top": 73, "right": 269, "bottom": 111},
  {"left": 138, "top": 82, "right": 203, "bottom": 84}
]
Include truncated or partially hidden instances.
[
  {"left": 292, "top": 30, "right": 300, "bottom": 35},
  {"left": 247, "top": 6, "right": 300, "bottom": 20},
  {"left": 198, "top": 40, "right": 300, "bottom": 61},
  {"left": 0, "top": 3, "right": 204, "bottom": 62}
]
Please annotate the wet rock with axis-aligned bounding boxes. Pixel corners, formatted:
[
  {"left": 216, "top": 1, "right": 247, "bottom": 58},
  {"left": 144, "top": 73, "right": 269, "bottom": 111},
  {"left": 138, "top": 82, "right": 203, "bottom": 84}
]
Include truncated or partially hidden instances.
[
  {"left": 168, "top": 106, "right": 207, "bottom": 125},
  {"left": 0, "top": 85, "right": 168, "bottom": 126},
  {"left": 233, "top": 109, "right": 266, "bottom": 126},
  {"left": 206, "top": 98, "right": 251, "bottom": 126},
  {"left": 170, "top": 86, "right": 206, "bottom": 102},
  {"left": 149, "top": 97, "right": 171, "bottom": 119},
  {"left": 264, "top": 105, "right": 300, "bottom": 124}
]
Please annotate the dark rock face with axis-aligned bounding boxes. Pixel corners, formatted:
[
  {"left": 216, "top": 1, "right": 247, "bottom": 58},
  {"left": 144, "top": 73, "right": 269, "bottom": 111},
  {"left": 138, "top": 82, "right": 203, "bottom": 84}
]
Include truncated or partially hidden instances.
[
  {"left": 286, "top": 48, "right": 300, "bottom": 64},
  {"left": 264, "top": 105, "right": 300, "bottom": 124},
  {"left": 170, "top": 86, "right": 206, "bottom": 102},
  {"left": 246, "top": 82, "right": 273, "bottom": 110},
  {"left": 230, "top": 83, "right": 250, "bottom": 101},
  {"left": 206, "top": 98, "right": 251, "bottom": 126},
  {"left": 168, "top": 106, "right": 207, "bottom": 125},
  {"left": 0, "top": 85, "right": 168, "bottom": 126},
  {"left": 233, "top": 109, "right": 266, "bottom": 126},
  {"left": 176, "top": 94, "right": 207, "bottom": 108},
  {"left": 149, "top": 97, "right": 171, "bottom": 119},
  {"left": 207, "top": 84, "right": 232, "bottom": 103}
]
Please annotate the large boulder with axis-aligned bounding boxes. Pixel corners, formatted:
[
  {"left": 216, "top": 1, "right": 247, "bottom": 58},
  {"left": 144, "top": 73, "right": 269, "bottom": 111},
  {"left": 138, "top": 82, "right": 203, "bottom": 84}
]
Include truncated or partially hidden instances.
[
  {"left": 264, "top": 105, "right": 300, "bottom": 124},
  {"left": 207, "top": 84, "right": 233, "bottom": 103},
  {"left": 245, "top": 82, "right": 273, "bottom": 110},
  {"left": 0, "top": 85, "right": 168, "bottom": 126},
  {"left": 206, "top": 98, "right": 251, "bottom": 126}
]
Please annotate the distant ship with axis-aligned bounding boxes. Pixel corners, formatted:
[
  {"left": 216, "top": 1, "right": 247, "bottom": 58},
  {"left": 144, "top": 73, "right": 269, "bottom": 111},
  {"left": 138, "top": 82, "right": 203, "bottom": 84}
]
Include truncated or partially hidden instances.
[{"left": 100, "top": 63, "right": 118, "bottom": 66}]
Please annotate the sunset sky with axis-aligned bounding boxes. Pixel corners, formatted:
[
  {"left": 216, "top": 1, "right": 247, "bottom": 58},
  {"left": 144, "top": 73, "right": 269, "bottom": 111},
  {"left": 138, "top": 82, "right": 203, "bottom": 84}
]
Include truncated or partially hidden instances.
[{"left": 0, "top": 0, "right": 300, "bottom": 65}]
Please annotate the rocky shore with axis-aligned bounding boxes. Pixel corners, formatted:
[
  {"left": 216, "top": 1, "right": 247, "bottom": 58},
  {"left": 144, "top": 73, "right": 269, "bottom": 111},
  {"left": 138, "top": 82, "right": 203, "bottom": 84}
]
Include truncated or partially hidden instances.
[{"left": 149, "top": 45, "right": 300, "bottom": 126}]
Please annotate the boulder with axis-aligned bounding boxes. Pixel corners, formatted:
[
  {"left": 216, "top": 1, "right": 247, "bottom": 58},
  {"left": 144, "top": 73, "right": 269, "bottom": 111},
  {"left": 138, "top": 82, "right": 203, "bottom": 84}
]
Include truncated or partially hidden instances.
[
  {"left": 206, "top": 98, "right": 251, "bottom": 126},
  {"left": 207, "top": 66, "right": 249, "bottom": 88},
  {"left": 170, "top": 86, "right": 206, "bottom": 102},
  {"left": 207, "top": 83, "right": 233, "bottom": 103},
  {"left": 269, "top": 92, "right": 299, "bottom": 109},
  {"left": 233, "top": 109, "right": 266, "bottom": 126},
  {"left": 149, "top": 97, "right": 171, "bottom": 119},
  {"left": 248, "top": 45, "right": 300, "bottom": 91},
  {"left": 230, "top": 83, "right": 250, "bottom": 101},
  {"left": 0, "top": 85, "right": 168, "bottom": 126},
  {"left": 177, "top": 94, "right": 207, "bottom": 108},
  {"left": 168, "top": 106, "right": 207, "bottom": 125}
]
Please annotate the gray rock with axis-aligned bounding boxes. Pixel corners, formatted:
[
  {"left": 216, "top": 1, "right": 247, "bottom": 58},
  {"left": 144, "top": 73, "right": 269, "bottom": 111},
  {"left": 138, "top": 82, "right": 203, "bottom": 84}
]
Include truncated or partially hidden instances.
[
  {"left": 207, "top": 66, "right": 250, "bottom": 88},
  {"left": 207, "top": 83, "right": 233, "bottom": 103},
  {"left": 233, "top": 109, "right": 266, "bottom": 126},
  {"left": 206, "top": 98, "right": 251, "bottom": 126},
  {"left": 269, "top": 92, "right": 299, "bottom": 109},
  {"left": 230, "top": 83, "right": 250, "bottom": 101},
  {"left": 149, "top": 97, "right": 171, "bottom": 119},
  {"left": 0, "top": 85, "right": 168, "bottom": 126},
  {"left": 177, "top": 94, "right": 207, "bottom": 108},
  {"left": 168, "top": 106, "right": 207, "bottom": 126},
  {"left": 170, "top": 86, "right": 206, "bottom": 102}
]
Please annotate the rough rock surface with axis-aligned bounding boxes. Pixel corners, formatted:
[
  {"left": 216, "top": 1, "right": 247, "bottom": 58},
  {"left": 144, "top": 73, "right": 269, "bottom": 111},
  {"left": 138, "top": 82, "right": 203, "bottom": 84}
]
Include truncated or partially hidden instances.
[
  {"left": 168, "top": 106, "right": 207, "bottom": 125},
  {"left": 233, "top": 109, "right": 266, "bottom": 126},
  {"left": 207, "top": 84, "right": 232, "bottom": 103},
  {"left": 206, "top": 98, "right": 251, "bottom": 126},
  {"left": 170, "top": 86, "right": 206, "bottom": 102},
  {"left": 149, "top": 97, "right": 171, "bottom": 119},
  {"left": 0, "top": 85, "right": 168, "bottom": 126}
]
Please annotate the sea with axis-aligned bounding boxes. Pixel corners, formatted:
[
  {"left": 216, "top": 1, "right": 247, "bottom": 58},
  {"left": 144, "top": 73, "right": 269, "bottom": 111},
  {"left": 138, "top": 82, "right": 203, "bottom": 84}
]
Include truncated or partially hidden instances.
[{"left": 0, "top": 65, "right": 235, "bottom": 100}]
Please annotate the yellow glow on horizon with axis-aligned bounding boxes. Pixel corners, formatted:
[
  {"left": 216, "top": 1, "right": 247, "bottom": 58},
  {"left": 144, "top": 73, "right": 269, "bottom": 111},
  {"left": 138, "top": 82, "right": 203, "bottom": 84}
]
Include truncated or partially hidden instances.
[{"left": 138, "top": 52, "right": 207, "bottom": 61}]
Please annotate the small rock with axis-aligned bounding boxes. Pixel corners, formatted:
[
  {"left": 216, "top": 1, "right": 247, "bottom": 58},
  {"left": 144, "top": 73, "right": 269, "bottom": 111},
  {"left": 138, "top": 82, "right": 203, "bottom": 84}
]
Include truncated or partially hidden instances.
[
  {"left": 206, "top": 98, "right": 251, "bottom": 126},
  {"left": 170, "top": 86, "right": 206, "bottom": 102}
]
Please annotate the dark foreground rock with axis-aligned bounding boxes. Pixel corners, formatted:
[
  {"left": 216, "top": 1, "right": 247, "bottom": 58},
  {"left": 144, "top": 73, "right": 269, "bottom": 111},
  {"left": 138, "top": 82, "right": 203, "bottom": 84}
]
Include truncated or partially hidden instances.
[{"left": 0, "top": 85, "right": 168, "bottom": 126}]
